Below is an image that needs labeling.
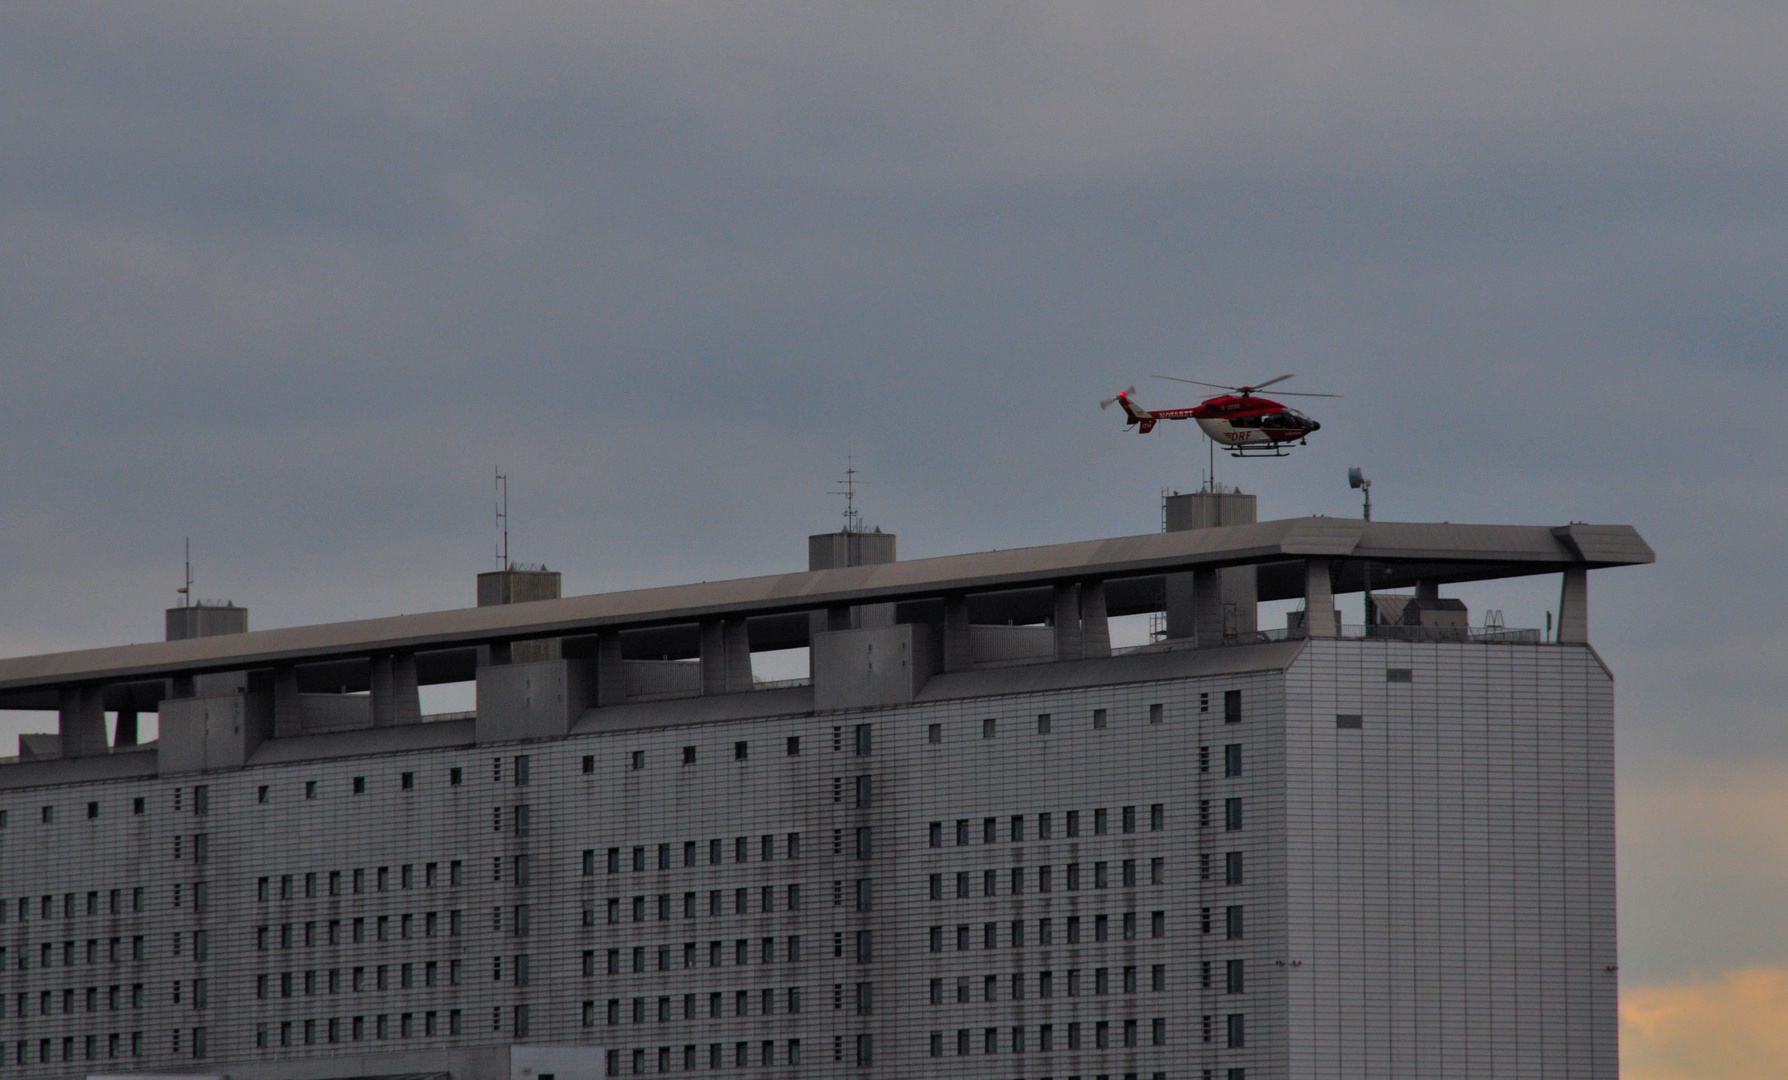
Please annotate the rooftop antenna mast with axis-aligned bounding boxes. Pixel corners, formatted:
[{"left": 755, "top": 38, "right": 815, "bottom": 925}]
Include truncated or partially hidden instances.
[
  {"left": 177, "top": 538, "right": 192, "bottom": 608},
  {"left": 494, "top": 467, "right": 509, "bottom": 571},
  {"left": 830, "top": 457, "right": 863, "bottom": 534}
]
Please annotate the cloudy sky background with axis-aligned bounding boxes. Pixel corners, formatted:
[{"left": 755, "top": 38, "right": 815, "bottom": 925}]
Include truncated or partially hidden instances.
[{"left": 1, "top": 4, "right": 1784, "bottom": 1074}]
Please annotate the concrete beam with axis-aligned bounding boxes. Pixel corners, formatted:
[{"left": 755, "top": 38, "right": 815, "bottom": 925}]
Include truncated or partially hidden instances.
[
  {"left": 369, "top": 653, "right": 420, "bottom": 727},
  {"left": 58, "top": 687, "right": 107, "bottom": 759},
  {"left": 273, "top": 666, "right": 302, "bottom": 738},
  {"left": 595, "top": 632, "right": 625, "bottom": 707},
  {"left": 699, "top": 621, "right": 726, "bottom": 696},
  {"left": 1053, "top": 584, "right": 1083, "bottom": 662},
  {"left": 1305, "top": 559, "right": 1337, "bottom": 639},
  {"left": 1558, "top": 566, "right": 1588, "bottom": 644},
  {"left": 1081, "top": 580, "right": 1111, "bottom": 659},
  {"left": 723, "top": 619, "right": 753, "bottom": 693},
  {"left": 943, "top": 595, "right": 973, "bottom": 673},
  {"left": 1193, "top": 568, "right": 1226, "bottom": 648}
]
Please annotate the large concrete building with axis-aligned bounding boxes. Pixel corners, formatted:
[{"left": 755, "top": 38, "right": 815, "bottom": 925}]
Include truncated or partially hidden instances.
[{"left": 0, "top": 498, "right": 1651, "bottom": 1080}]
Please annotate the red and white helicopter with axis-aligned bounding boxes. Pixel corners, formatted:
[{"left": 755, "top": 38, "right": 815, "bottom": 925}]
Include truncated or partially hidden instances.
[{"left": 1101, "top": 374, "right": 1339, "bottom": 457}]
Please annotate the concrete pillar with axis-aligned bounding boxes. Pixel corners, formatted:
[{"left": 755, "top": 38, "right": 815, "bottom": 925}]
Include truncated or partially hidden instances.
[
  {"left": 724, "top": 619, "right": 753, "bottom": 693},
  {"left": 1193, "top": 568, "right": 1226, "bottom": 647},
  {"left": 827, "top": 605, "right": 852, "bottom": 632},
  {"left": 1163, "top": 573, "right": 1195, "bottom": 640},
  {"left": 1304, "top": 559, "right": 1337, "bottom": 639},
  {"left": 1053, "top": 583, "right": 1083, "bottom": 662},
  {"left": 1081, "top": 580, "right": 1111, "bottom": 659},
  {"left": 369, "top": 653, "right": 420, "bottom": 727},
  {"left": 943, "top": 595, "right": 973, "bottom": 673},
  {"left": 700, "top": 621, "right": 727, "bottom": 695},
  {"left": 1558, "top": 566, "right": 1588, "bottom": 644},
  {"left": 595, "top": 632, "right": 626, "bottom": 707},
  {"left": 1415, "top": 579, "right": 1439, "bottom": 602},
  {"left": 113, "top": 710, "right": 138, "bottom": 747},
  {"left": 58, "top": 686, "right": 108, "bottom": 759},
  {"left": 273, "top": 666, "right": 302, "bottom": 738}
]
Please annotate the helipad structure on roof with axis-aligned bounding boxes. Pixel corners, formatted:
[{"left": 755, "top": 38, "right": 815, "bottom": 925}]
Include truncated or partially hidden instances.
[{"left": 0, "top": 495, "right": 1650, "bottom": 1080}]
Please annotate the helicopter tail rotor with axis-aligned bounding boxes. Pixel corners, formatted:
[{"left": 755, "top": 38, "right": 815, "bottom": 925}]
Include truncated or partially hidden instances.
[{"left": 1099, "top": 387, "right": 1137, "bottom": 410}]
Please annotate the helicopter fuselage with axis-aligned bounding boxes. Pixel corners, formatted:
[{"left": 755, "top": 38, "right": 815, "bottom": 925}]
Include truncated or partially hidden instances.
[{"left": 1111, "top": 390, "right": 1320, "bottom": 450}]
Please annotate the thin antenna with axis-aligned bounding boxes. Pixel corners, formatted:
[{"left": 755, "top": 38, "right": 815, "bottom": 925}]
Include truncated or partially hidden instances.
[
  {"left": 177, "top": 538, "right": 192, "bottom": 608},
  {"left": 494, "top": 467, "right": 509, "bottom": 571},
  {"left": 829, "top": 456, "right": 863, "bottom": 534}
]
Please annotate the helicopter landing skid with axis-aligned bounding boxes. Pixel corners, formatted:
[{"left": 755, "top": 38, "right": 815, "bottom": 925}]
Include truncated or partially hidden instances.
[{"left": 1226, "top": 444, "right": 1293, "bottom": 458}]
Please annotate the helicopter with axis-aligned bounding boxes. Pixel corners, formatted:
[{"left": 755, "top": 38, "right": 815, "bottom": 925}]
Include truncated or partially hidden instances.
[{"left": 1100, "top": 374, "right": 1339, "bottom": 457}]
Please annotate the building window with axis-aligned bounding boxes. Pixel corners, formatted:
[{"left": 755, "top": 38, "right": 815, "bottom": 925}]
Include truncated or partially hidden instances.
[
  {"left": 927, "top": 723, "right": 941, "bottom": 744},
  {"left": 1226, "top": 798, "right": 1244, "bottom": 831},
  {"left": 1226, "top": 851, "right": 1244, "bottom": 885},
  {"left": 1093, "top": 708, "right": 1108, "bottom": 729},
  {"left": 1224, "top": 688, "right": 1242, "bottom": 722},
  {"left": 735, "top": 742, "right": 748, "bottom": 761},
  {"left": 630, "top": 750, "right": 644, "bottom": 771},
  {"left": 305, "top": 781, "right": 317, "bottom": 799},
  {"left": 1227, "top": 905, "right": 1244, "bottom": 939},
  {"left": 450, "top": 767, "right": 463, "bottom": 785},
  {"left": 1337, "top": 713, "right": 1364, "bottom": 729},
  {"left": 400, "top": 772, "right": 414, "bottom": 790},
  {"left": 1227, "top": 1013, "right": 1246, "bottom": 1048},
  {"left": 854, "top": 724, "right": 872, "bottom": 755},
  {"left": 928, "top": 822, "right": 942, "bottom": 848},
  {"left": 1037, "top": 712, "right": 1051, "bottom": 733},
  {"left": 1149, "top": 702, "right": 1164, "bottom": 723},
  {"left": 1386, "top": 668, "right": 1413, "bottom": 683},
  {"left": 982, "top": 718, "right": 996, "bottom": 738},
  {"left": 1228, "top": 958, "right": 1245, "bottom": 993},
  {"left": 787, "top": 735, "right": 801, "bottom": 755}
]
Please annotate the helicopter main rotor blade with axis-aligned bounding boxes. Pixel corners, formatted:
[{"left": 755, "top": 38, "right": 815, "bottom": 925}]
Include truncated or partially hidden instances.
[
  {"left": 1152, "top": 375, "right": 1238, "bottom": 391},
  {"left": 1249, "top": 373, "right": 1297, "bottom": 391},
  {"left": 1265, "top": 390, "right": 1342, "bottom": 399}
]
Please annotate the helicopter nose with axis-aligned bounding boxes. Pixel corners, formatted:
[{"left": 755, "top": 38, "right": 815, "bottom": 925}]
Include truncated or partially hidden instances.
[{"left": 1307, "top": 419, "right": 1321, "bottom": 432}]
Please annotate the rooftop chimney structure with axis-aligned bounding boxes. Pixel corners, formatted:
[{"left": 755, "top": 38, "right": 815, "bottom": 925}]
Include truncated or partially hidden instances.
[
  {"left": 1164, "top": 488, "right": 1260, "bottom": 643},
  {"left": 808, "top": 527, "right": 896, "bottom": 634}
]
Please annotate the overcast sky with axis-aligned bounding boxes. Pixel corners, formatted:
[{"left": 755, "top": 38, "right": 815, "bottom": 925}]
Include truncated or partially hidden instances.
[{"left": 1, "top": 4, "right": 1784, "bottom": 1073}]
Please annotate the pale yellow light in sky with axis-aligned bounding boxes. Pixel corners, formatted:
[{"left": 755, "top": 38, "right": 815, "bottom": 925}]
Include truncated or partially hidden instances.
[{"left": 1622, "top": 967, "right": 1788, "bottom": 1080}]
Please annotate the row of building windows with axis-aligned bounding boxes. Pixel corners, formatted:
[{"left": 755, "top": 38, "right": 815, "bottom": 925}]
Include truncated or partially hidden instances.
[
  {"left": 601, "top": 1039, "right": 807, "bottom": 1074},
  {"left": 254, "top": 912, "right": 460, "bottom": 949},
  {"left": 930, "top": 1018, "right": 1170, "bottom": 1055},
  {"left": 602, "top": 986, "right": 805, "bottom": 1023},
  {"left": 255, "top": 1009, "right": 462, "bottom": 1046},
  {"left": 1, "top": 890, "right": 144, "bottom": 922},
  {"left": 930, "top": 965, "right": 1168, "bottom": 1001},
  {"left": 928, "top": 806, "right": 1164, "bottom": 847},
  {"left": 255, "top": 962, "right": 464, "bottom": 996},
  {"left": 0, "top": 1031, "right": 153, "bottom": 1064},
  {"left": 0, "top": 797, "right": 150, "bottom": 827},
  {"left": 618, "top": 723, "right": 874, "bottom": 777},
  {"left": 589, "top": 935, "right": 811, "bottom": 974},
  {"left": 2, "top": 985, "right": 145, "bottom": 1016},
  {"left": 929, "top": 859, "right": 1166, "bottom": 898},
  {"left": 596, "top": 834, "right": 804, "bottom": 875},
  {"left": 928, "top": 912, "right": 1166, "bottom": 950},
  {"left": 1, "top": 938, "right": 149, "bottom": 968},
  {"left": 258, "top": 862, "right": 464, "bottom": 900},
  {"left": 604, "top": 885, "right": 802, "bottom": 923}
]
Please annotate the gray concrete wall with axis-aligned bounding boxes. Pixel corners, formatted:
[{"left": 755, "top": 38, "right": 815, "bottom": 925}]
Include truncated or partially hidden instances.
[
  {"left": 811, "top": 624, "right": 939, "bottom": 711},
  {"left": 1281, "top": 641, "right": 1618, "bottom": 1079}
]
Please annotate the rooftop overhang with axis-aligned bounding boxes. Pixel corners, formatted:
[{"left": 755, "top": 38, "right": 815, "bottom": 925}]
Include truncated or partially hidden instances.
[{"left": 0, "top": 517, "right": 1651, "bottom": 707}]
